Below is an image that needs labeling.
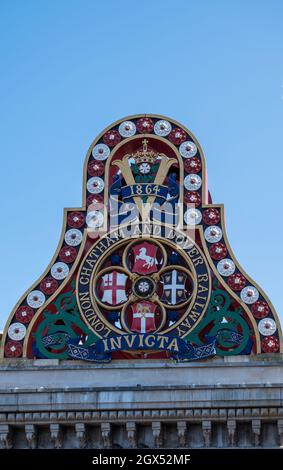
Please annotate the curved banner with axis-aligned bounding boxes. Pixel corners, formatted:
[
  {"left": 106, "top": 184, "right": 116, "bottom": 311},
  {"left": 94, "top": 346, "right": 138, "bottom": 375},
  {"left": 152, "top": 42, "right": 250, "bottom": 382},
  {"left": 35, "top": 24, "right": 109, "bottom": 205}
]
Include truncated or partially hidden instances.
[{"left": 65, "top": 333, "right": 216, "bottom": 362}]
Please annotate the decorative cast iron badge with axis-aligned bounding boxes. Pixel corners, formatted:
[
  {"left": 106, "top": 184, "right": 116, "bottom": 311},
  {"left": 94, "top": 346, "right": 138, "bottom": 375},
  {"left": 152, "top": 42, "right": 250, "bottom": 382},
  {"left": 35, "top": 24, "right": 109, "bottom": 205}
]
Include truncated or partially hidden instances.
[{"left": 1, "top": 115, "right": 282, "bottom": 361}]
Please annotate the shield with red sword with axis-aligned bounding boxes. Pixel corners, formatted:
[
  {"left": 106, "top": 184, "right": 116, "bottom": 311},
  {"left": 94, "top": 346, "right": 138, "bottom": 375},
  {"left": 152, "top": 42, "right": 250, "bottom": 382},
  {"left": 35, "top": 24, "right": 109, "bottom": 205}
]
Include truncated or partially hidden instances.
[
  {"left": 132, "top": 242, "right": 158, "bottom": 275},
  {"left": 130, "top": 301, "right": 157, "bottom": 333},
  {"left": 100, "top": 271, "right": 128, "bottom": 305}
]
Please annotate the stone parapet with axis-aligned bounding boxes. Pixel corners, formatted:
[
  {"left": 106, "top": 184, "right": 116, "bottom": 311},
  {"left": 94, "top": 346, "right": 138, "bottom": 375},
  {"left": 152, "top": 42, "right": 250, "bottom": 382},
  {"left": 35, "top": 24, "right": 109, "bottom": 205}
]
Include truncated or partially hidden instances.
[{"left": 0, "top": 355, "right": 282, "bottom": 448}]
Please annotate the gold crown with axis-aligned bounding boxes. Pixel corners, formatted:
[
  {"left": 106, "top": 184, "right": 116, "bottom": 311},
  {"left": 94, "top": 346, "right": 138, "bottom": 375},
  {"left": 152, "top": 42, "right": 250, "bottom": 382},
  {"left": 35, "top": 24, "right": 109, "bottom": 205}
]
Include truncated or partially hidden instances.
[{"left": 134, "top": 139, "right": 157, "bottom": 164}]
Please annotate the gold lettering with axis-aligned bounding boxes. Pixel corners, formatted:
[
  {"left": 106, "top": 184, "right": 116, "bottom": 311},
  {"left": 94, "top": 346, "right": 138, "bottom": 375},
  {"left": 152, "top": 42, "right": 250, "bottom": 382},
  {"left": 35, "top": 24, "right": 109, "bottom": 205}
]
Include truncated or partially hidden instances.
[
  {"left": 81, "top": 267, "right": 92, "bottom": 277},
  {"left": 102, "top": 339, "right": 109, "bottom": 352},
  {"left": 176, "top": 325, "right": 186, "bottom": 337},
  {"left": 110, "top": 336, "right": 122, "bottom": 350},
  {"left": 187, "top": 247, "right": 199, "bottom": 258},
  {"left": 196, "top": 294, "right": 207, "bottom": 301},
  {"left": 88, "top": 248, "right": 100, "bottom": 259},
  {"left": 193, "top": 301, "right": 206, "bottom": 310},
  {"left": 86, "top": 258, "right": 96, "bottom": 269},
  {"left": 138, "top": 334, "right": 144, "bottom": 348},
  {"left": 95, "top": 242, "right": 107, "bottom": 254},
  {"left": 167, "top": 338, "right": 179, "bottom": 351},
  {"left": 179, "top": 317, "right": 192, "bottom": 329},
  {"left": 79, "top": 276, "right": 89, "bottom": 286},
  {"left": 123, "top": 335, "right": 136, "bottom": 349},
  {"left": 89, "top": 316, "right": 99, "bottom": 326},
  {"left": 85, "top": 314, "right": 96, "bottom": 322},
  {"left": 81, "top": 300, "right": 92, "bottom": 310},
  {"left": 84, "top": 308, "right": 94, "bottom": 316},
  {"left": 189, "top": 310, "right": 200, "bottom": 321},
  {"left": 94, "top": 322, "right": 106, "bottom": 332},
  {"left": 197, "top": 284, "right": 208, "bottom": 294},
  {"left": 144, "top": 335, "right": 156, "bottom": 348},
  {"left": 79, "top": 292, "right": 91, "bottom": 302},
  {"left": 157, "top": 335, "right": 169, "bottom": 349},
  {"left": 192, "top": 256, "right": 203, "bottom": 266}
]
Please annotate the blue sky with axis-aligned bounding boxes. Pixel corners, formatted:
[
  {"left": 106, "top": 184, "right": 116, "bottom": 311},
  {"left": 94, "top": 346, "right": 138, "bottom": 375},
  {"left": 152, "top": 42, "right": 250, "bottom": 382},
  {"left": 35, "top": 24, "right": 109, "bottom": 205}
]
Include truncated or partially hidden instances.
[{"left": 0, "top": 0, "right": 283, "bottom": 329}]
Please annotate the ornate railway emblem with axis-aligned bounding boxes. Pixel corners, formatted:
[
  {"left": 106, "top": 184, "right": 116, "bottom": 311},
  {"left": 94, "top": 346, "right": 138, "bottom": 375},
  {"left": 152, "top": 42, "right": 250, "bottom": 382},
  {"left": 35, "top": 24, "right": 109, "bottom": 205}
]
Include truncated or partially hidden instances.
[{"left": 1, "top": 114, "right": 282, "bottom": 361}]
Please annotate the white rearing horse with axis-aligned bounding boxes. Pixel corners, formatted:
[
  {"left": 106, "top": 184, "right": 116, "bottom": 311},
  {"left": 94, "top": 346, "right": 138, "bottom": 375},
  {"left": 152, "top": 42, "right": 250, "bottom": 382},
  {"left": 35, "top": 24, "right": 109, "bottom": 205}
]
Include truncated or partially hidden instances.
[{"left": 135, "top": 247, "right": 155, "bottom": 268}]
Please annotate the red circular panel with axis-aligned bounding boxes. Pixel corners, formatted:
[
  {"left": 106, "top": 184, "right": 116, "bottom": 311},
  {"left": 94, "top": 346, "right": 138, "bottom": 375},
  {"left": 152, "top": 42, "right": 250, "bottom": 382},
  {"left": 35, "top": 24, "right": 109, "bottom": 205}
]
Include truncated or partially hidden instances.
[
  {"left": 15, "top": 306, "right": 34, "bottom": 324},
  {"left": 103, "top": 130, "right": 121, "bottom": 147},
  {"left": 209, "top": 242, "right": 227, "bottom": 260},
  {"left": 203, "top": 208, "right": 221, "bottom": 225},
  {"left": 184, "top": 157, "right": 202, "bottom": 173},
  {"left": 67, "top": 212, "right": 85, "bottom": 228},
  {"left": 87, "top": 194, "right": 104, "bottom": 206},
  {"left": 251, "top": 301, "right": 270, "bottom": 319},
  {"left": 59, "top": 245, "right": 77, "bottom": 264},
  {"left": 5, "top": 341, "right": 23, "bottom": 357},
  {"left": 184, "top": 191, "right": 201, "bottom": 206},
  {"left": 40, "top": 277, "right": 58, "bottom": 295},
  {"left": 136, "top": 117, "right": 154, "bottom": 134},
  {"left": 261, "top": 336, "right": 279, "bottom": 353},
  {"left": 87, "top": 160, "right": 105, "bottom": 177},
  {"left": 227, "top": 273, "right": 246, "bottom": 291},
  {"left": 169, "top": 128, "right": 187, "bottom": 145}
]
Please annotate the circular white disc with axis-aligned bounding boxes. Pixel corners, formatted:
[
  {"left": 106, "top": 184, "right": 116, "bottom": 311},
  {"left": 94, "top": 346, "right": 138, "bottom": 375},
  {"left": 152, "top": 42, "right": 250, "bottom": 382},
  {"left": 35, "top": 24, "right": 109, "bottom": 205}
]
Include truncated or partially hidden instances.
[
  {"left": 154, "top": 120, "right": 172, "bottom": 136},
  {"left": 27, "top": 290, "right": 46, "bottom": 308},
  {"left": 258, "top": 317, "right": 277, "bottom": 336},
  {"left": 217, "top": 258, "right": 235, "bottom": 276},
  {"left": 87, "top": 176, "right": 105, "bottom": 194},
  {"left": 8, "top": 322, "right": 27, "bottom": 341},
  {"left": 179, "top": 141, "right": 197, "bottom": 158},
  {"left": 86, "top": 210, "right": 104, "bottom": 228},
  {"left": 184, "top": 174, "right": 202, "bottom": 191},
  {"left": 204, "top": 225, "right": 223, "bottom": 243},
  {"left": 118, "top": 121, "right": 136, "bottom": 137},
  {"left": 92, "top": 143, "right": 110, "bottom": 161},
  {"left": 240, "top": 286, "right": 259, "bottom": 304},
  {"left": 51, "top": 262, "right": 69, "bottom": 280},
  {"left": 184, "top": 208, "right": 202, "bottom": 225},
  {"left": 65, "top": 229, "right": 83, "bottom": 246}
]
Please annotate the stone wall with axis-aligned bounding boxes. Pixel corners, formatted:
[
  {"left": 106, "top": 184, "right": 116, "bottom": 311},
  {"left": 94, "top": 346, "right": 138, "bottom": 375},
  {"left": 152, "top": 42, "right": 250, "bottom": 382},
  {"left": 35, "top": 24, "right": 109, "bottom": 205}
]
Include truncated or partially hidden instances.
[{"left": 0, "top": 355, "right": 283, "bottom": 449}]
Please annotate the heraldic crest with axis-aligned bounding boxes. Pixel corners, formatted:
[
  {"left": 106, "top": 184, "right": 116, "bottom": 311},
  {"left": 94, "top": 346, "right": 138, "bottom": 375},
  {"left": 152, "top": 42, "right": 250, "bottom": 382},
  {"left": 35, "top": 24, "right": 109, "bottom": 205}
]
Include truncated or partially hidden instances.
[{"left": 1, "top": 114, "right": 282, "bottom": 362}]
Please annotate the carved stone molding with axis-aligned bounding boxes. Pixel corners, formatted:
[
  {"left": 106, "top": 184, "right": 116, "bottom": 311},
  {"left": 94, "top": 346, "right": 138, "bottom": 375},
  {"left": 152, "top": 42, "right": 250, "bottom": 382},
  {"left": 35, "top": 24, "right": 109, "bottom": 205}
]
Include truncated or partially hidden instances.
[
  {"left": 252, "top": 419, "right": 261, "bottom": 447},
  {"left": 227, "top": 419, "right": 236, "bottom": 447},
  {"left": 152, "top": 421, "right": 163, "bottom": 448},
  {"left": 0, "top": 424, "right": 12, "bottom": 449},
  {"left": 202, "top": 420, "right": 211, "bottom": 448},
  {"left": 277, "top": 419, "right": 283, "bottom": 448},
  {"left": 126, "top": 421, "right": 137, "bottom": 448},
  {"left": 25, "top": 424, "right": 37, "bottom": 449},
  {"left": 177, "top": 421, "right": 187, "bottom": 447},
  {"left": 50, "top": 423, "right": 63, "bottom": 449},
  {"left": 75, "top": 423, "right": 87, "bottom": 449},
  {"left": 0, "top": 407, "right": 283, "bottom": 425},
  {"left": 101, "top": 422, "right": 112, "bottom": 449}
]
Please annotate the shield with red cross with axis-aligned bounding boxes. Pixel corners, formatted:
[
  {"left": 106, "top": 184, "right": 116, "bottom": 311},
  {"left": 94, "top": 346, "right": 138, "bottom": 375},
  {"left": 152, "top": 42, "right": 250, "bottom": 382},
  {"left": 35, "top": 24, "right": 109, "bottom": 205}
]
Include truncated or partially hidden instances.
[
  {"left": 130, "top": 301, "right": 157, "bottom": 333},
  {"left": 100, "top": 271, "right": 128, "bottom": 305},
  {"left": 132, "top": 242, "right": 158, "bottom": 275}
]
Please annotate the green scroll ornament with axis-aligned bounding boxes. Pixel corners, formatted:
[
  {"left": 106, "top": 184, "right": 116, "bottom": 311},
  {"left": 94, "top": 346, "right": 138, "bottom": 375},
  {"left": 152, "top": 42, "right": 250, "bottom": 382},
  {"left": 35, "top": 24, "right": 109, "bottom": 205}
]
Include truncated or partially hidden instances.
[
  {"left": 33, "top": 281, "right": 99, "bottom": 359},
  {"left": 184, "top": 280, "right": 251, "bottom": 356}
]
